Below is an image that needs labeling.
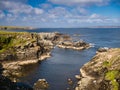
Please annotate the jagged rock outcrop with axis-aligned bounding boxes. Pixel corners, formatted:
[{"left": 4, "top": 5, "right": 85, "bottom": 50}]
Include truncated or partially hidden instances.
[
  {"left": 0, "top": 31, "right": 73, "bottom": 80},
  {"left": 75, "top": 48, "right": 120, "bottom": 90},
  {"left": 57, "top": 40, "right": 91, "bottom": 50},
  {"left": 0, "top": 63, "right": 33, "bottom": 90},
  {"left": 33, "top": 79, "right": 49, "bottom": 90},
  {"left": 0, "top": 31, "right": 91, "bottom": 86}
]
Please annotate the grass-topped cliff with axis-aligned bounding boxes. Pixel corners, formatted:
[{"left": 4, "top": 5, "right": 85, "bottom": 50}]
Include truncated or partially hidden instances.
[
  {"left": 0, "top": 30, "right": 72, "bottom": 80},
  {"left": 0, "top": 26, "right": 33, "bottom": 30},
  {"left": 0, "top": 31, "right": 36, "bottom": 53},
  {"left": 76, "top": 48, "right": 120, "bottom": 90}
]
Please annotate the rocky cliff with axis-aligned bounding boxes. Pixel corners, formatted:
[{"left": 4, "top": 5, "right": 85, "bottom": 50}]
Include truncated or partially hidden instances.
[
  {"left": 57, "top": 40, "right": 90, "bottom": 50},
  {"left": 0, "top": 31, "right": 70, "bottom": 79},
  {"left": 75, "top": 48, "right": 120, "bottom": 90},
  {"left": 0, "top": 30, "right": 92, "bottom": 88}
]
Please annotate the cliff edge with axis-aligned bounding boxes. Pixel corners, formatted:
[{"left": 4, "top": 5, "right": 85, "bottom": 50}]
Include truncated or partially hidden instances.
[{"left": 76, "top": 48, "right": 120, "bottom": 90}]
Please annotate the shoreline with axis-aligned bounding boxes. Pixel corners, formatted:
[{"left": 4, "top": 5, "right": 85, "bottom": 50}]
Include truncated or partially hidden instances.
[
  {"left": 75, "top": 48, "right": 120, "bottom": 90},
  {"left": 0, "top": 30, "right": 91, "bottom": 82}
]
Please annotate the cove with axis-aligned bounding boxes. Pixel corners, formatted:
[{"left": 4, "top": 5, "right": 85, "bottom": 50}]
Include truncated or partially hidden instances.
[
  {"left": 19, "top": 47, "right": 96, "bottom": 90},
  {"left": 13, "top": 28, "right": 120, "bottom": 90}
]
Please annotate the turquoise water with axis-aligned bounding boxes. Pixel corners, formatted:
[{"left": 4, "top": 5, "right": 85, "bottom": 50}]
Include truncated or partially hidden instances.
[{"left": 17, "top": 28, "right": 120, "bottom": 90}]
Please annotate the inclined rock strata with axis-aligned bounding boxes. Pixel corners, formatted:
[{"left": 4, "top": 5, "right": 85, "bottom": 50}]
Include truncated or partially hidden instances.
[
  {"left": 0, "top": 31, "right": 91, "bottom": 87},
  {"left": 0, "top": 32, "right": 72, "bottom": 79},
  {"left": 57, "top": 40, "right": 91, "bottom": 50},
  {"left": 75, "top": 48, "right": 120, "bottom": 90}
]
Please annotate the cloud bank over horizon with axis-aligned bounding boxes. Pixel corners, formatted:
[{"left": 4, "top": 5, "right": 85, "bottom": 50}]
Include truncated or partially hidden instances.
[{"left": 0, "top": 0, "right": 120, "bottom": 27}]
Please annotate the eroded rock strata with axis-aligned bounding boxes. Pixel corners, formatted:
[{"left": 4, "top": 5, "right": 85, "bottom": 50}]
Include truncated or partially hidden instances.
[
  {"left": 57, "top": 40, "right": 91, "bottom": 50},
  {"left": 0, "top": 31, "right": 92, "bottom": 90},
  {"left": 75, "top": 48, "right": 120, "bottom": 90},
  {"left": 0, "top": 31, "right": 90, "bottom": 81},
  {"left": 0, "top": 31, "right": 70, "bottom": 79}
]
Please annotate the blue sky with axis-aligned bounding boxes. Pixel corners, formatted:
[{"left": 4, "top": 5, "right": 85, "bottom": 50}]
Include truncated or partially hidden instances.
[{"left": 0, "top": 0, "right": 120, "bottom": 28}]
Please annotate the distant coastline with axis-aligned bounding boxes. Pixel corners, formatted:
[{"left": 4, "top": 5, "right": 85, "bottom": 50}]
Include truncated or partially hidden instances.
[
  {"left": 0, "top": 26, "right": 120, "bottom": 30},
  {"left": 0, "top": 26, "right": 34, "bottom": 30}
]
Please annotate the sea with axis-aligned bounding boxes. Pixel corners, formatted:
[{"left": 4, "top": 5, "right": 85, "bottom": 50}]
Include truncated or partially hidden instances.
[{"left": 12, "top": 28, "right": 120, "bottom": 90}]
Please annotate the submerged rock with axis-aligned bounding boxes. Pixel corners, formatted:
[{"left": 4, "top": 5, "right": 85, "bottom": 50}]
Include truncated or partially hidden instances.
[{"left": 68, "top": 78, "right": 73, "bottom": 85}]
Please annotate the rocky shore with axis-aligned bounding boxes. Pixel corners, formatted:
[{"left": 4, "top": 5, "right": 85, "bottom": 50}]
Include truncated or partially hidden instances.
[
  {"left": 0, "top": 31, "right": 91, "bottom": 82},
  {"left": 0, "top": 63, "right": 49, "bottom": 90},
  {"left": 0, "top": 31, "right": 71, "bottom": 79},
  {"left": 57, "top": 40, "right": 91, "bottom": 50},
  {"left": 0, "top": 30, "right": 92, "bottom": 90},
  {"left": 75, "top": 48, "right": 120, "bottom": 90}
]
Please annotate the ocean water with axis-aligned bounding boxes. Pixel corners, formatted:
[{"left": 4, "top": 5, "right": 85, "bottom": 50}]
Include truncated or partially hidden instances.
[{"left": 17, "top": 28, "right": 120, "bottom": 90}]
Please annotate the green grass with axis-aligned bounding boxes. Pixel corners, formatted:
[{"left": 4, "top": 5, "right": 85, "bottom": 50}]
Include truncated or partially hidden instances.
[
  {"left": 0, "top": 36, "right": 16, "bottom": 53},
  {"left": 0, "top": 30, "right": 33, "bottom": 53},
  {"left": 111, "top": 80, "right": 119, "bottom": 90},
  {"left": 105, "top": 70, "right": 119, "bottom": 80},
  {"left": 105, "top": 70, "right": 120, "bottom": 90},
  {"left": 103, "top": 61, "right": 111, "bottom": 67},
  {"left": 0, "top": 26, "right": 31, "bottom": 30}
]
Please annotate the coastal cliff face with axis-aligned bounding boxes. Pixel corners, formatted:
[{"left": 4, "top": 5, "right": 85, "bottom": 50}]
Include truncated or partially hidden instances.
[
  {"left": 0, "top": 31, "right": 70, "bottom": 79},
  {"left": 75, "top": 48, "right": 120, "bottom": 90},
  {"left": 0, "top": 30, "right": 92, "bottom": 89}
]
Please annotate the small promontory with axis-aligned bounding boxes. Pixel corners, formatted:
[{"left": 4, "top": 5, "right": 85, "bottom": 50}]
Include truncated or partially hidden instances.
[{"left": 76, "top": 48, "right": 120, "bottom": 90}]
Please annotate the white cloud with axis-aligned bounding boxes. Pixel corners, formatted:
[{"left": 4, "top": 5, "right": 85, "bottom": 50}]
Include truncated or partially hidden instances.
[
  {"left": 34, "top": 8, "right": 44, "bottom": 14},
  {"left": 0, "top": 10, "right": 5, "bottom": 18},
  {"left": 48, "top": 7, "right": 69, "bottom": 16},
  {"left": 78, "top": 8, "right": 88, "bottom": 14},
  {"left": 40, "top": 3, "right": 52, "bottom": 9},
  {"left": 48, "top": 0, "right": 110, "bottom": 6},
  {"left": 0, "top": 1, "right": 44, "bottom": 15},
  {"left": 66, "top": 13, "right": 118, "bottom": 24},
  {"left": 90, "top": 13, "right": 101, "bottom": 18},
  {"left": 48, "top": 14, "right": 57, "bottom": 18},
  {"left": 0, "top": 0, "right": 119, "bottom": 27}
]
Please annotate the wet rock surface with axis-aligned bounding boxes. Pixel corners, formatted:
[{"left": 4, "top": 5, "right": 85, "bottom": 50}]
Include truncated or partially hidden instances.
[
  {"left": 57, "top": 40, "right": 91, "bottom": 50},
  {"left": 75, "top": 48, "right": 120, "bottom": 90}
]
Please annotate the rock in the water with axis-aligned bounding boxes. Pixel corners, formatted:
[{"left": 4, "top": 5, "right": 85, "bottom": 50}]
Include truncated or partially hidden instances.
[
  {"left": 57, "top": 40, "right": 91, "bottom": 50},
  {"left": 97, "top": 47, "right": 109, "bottom": 53},
  {"left": 33, "top": 79, "right": 49, "bottom": 90},
  {"left": 75, "top": 75, "right": 81, "bottom": 80},
  {"left": 68, "top": 78, "right": 73, "bottom": 85}
]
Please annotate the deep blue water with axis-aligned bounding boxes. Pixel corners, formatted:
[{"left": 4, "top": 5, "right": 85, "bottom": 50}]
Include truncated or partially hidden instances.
[{"left": 16, "top": 28, "right": 120, "bottom": 90}]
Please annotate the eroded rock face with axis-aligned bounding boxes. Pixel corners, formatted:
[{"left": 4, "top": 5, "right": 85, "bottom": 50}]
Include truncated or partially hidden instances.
[
  {"left": 0, "top": 32, "right": 75, "bottom": 80},
  {"left": 0, "top": 31, "right": 91, "bottom": 87},
  {"left": 0, "top": 32, "right": 61, "bottom": 79},
  {"left": 57, "top": 40, "right": 91, "bottom": 50},
  {"left": 75, "top": 48, "right": 120, "bottom": 90},
  {"left": 0, "top": 63, "right": 33, "bottom": 90}
]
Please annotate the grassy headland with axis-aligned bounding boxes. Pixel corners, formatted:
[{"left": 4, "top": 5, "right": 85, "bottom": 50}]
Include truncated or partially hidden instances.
[
  {"left": 0, "top": 26, "right": 33, "bottom": 30},
  {"left": 0, "top": 30, "right": 35, "bottom": 53}
]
